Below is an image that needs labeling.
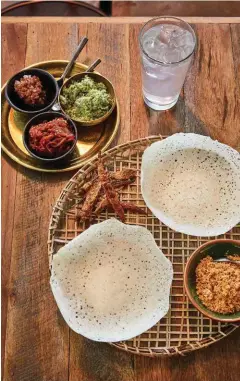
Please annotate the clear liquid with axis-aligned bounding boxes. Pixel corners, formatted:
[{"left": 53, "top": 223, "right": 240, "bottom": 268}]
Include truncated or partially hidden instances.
[{"left": 141, "top": 24, "right": 195, "bottom": 110}]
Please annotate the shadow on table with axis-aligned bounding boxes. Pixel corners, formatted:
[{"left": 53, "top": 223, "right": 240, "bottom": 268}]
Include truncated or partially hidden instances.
[
  {"left": 144, "top": 94, "right": 209, "bottom": 138},
  {"left": 2, "top": 150, "right": 74, "bottom": 184},
  {"left": 69, "top": 328, "right": 240, "bottom": 381},
  {"left": 69, "top": 331, "right": 135, "bottom": 381}
]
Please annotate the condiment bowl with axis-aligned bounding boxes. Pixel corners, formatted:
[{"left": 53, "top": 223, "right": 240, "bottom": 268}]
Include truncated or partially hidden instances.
[
  {"left": 184, "top": 239, "right": 240, "bottom": 323},
  {"left": 59, "top": 72, "right": 116, "bottom": 126},
  {"left": 23, "top": 111, "right": 77, "bottom": 162},
  {"left": 5, "top": 68, "right": 58, "bottom": 115}
]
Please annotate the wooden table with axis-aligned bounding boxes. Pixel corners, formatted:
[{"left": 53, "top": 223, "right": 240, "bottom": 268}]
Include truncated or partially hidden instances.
[{"left": 2, "top": 17, "right": 240, "bottom": 381}]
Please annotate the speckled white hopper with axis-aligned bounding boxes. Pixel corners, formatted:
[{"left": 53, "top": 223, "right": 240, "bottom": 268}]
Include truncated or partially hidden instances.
[
  {"left": 50, "top": 219, "right": 173, "bottom": 342},
  {"left": 141, "top": 133, "right": 240, "bottom": 237}
]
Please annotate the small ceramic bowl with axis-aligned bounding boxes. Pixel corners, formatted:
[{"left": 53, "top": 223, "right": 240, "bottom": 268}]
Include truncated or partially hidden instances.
[
  {"left": 184, "top": 239, "right": 240, "bottom": 323},
  {"left": 23, "top": 111, "right": 77, "bottom": 163},
  {"left": 5, "top": 68, "right": 58, "bottom": 115},
  {"left": 59, "top": 72, "right": 116, "bottom": 126}
]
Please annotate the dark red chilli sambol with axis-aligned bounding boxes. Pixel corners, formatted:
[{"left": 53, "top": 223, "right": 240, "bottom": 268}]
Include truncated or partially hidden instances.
[
  {"left": 14, "top": 75, "right": 46, "bottom": 106},
  {"left": 28, "top": 118, "right": 75, "bottom": 158}
]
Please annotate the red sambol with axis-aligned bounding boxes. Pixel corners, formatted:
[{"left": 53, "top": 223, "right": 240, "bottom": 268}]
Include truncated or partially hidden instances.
[
  {"left": 29, "top": 117, "right": 75, "bottom": 158},
  {"left": 14, "top": 75, "right": 46, "bottom": 105}
]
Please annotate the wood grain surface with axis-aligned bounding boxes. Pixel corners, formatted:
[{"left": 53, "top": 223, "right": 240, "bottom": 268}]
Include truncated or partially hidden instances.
[
  {"left": 1, "top": 18, "right": 240, "bottom": 381},
  {"left": 2, "top": 16, "right": 240, "bottom": 23},
  {"left": 111, "top": 1, "right": 240, "bottom": 17}
]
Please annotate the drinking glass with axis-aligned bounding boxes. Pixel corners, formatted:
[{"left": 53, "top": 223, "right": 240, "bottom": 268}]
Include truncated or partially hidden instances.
[{"left": 139, "top": 16, "right": 196, "bottom": 110}]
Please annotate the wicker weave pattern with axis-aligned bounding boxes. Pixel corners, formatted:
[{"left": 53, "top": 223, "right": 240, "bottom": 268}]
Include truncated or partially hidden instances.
[{"left": 48, "top": 136, "right": 239, "bottom": 356}]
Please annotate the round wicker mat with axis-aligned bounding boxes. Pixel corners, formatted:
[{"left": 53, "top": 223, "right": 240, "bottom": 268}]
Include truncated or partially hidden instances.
[{"left": 48, "top": 136, "right": 239, "bottom": 356}]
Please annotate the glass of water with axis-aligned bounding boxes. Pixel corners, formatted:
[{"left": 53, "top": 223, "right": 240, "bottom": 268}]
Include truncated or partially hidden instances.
[{"left": 139, "top": 16, "right": 196, "bottom": 110}]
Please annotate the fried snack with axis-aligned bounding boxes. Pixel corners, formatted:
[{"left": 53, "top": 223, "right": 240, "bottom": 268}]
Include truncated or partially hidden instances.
[
  {"left": 77, "top": 182, "right": 102, "bottom": 220},
  {"left": 111, "top": 177, "right": 135, "bottom": 189},
  {"left": 80, "top": 169, "right": 136, "bottom": 194},
  {"left": 76, "top": 155, "right": 141, "bottom": 222},
  {"left": 81, "top": 178, "right": 97, "bottom": 194},
  {"left": 111, "top": 169, "right": 136, "bottom": 181},
  {"left": 119, "top": 202, "right": 147, "bottom": 215},
  {"left": 95, "top": 197, "right": 147, "bottom": 216},
  {"left": 98, "top": 154, "right": 125, "bottom": 222},
  {"left": 95, "top": 196, "right": 114, "bottom": 214}
]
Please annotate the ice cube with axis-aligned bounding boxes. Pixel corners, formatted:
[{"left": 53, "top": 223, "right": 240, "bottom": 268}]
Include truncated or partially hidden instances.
[
  {"left": 182, "top": 46, "right": 193, "bottom": 58},
  {"left": 156, "top": 29, "right": 171, "bottom": 45},
  {"left": 142, "top": 24, "right": 194, "bottom": 62},
  {"left": 171, "top": 29, "right": 194, "bottom": 49},
  {"left": 143, "top": 36, "right": 168, "bottom": 61},
  {"left": 165, "top": 48, "right": 183, "bottom": 63},
  {"left": 143, "top": 37, "right": 155, "bottom": 53}
]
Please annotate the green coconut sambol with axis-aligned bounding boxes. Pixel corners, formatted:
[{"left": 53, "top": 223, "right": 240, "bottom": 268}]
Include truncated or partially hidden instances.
[{"left": 60, "top": 75, "right": 113, "bottom": 122}]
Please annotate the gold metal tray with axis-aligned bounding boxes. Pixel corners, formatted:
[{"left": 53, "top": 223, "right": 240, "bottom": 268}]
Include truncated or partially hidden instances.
[{"left": 1, "top": 61, "right": 120, "bottom": 173}]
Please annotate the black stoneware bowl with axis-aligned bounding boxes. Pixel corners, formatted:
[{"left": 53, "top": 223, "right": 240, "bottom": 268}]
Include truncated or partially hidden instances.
[
  {"left": 5, "top": 68, "right": 58, "bottom": 115},
  {"left": 23, "top": 112, "right": 77, "bottom": 163}
]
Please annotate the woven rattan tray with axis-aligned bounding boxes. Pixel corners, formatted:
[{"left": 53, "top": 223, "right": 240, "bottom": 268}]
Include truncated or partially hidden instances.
[{"left": 48, "top": 136, "right": 239, "bottom": 356}]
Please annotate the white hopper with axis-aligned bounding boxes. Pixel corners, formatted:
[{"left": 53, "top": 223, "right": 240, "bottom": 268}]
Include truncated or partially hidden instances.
[
  {"left": 141, "top": 133, "right": 240, "bottom": 236},
  {"left": 50, "top": 219, "right": 173, "bottom": 342}
]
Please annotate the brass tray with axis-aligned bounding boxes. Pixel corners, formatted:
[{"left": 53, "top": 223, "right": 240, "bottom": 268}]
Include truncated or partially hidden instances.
[{"left": 1, "top": 60, "right": 120, "bottom": 173}]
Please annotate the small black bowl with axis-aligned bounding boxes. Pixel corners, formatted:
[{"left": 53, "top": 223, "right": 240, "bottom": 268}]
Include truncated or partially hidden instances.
[
  {"left": 23, "top": 112, "right": 77, "bottom": 163},
  {"left": 5, "top": 68, "right": 58, "bottom": 115}
]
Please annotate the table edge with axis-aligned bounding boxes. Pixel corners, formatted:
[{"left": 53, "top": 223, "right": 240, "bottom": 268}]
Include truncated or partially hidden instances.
[{"left": 2, "top": 16, "right": 240, "bottom": 24}]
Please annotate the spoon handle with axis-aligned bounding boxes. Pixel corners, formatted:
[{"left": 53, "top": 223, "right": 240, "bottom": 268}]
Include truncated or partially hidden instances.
[
  {"left": 86, "top": 58, "right": 101, "bottom": 73},
  {"left": 59, "top": 36, "right": 88, "bottom": 83}
]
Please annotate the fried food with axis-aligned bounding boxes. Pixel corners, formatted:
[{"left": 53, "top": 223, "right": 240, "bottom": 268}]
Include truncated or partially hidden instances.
[
  {"left": 98, "top": 154, "right": 125, "bottom": 222},
  {"left": 76, "top": 154, "right": 143, "bottom": 222},
  {"left": 95, "top": 197, "right": 146, "bottom": 216},
  {"left": 111, "top": 169, "right": 136, "bottom": 181},
  {"left": 77, "top": 182, "right": 101, "bottom": 220},
  {"left": 80, "top": 169, "right": 136, "bottom": 194}
]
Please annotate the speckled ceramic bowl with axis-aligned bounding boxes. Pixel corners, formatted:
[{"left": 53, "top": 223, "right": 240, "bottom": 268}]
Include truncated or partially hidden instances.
[{"left": 184, "top": 239, "right": 240, "bottom": 323}]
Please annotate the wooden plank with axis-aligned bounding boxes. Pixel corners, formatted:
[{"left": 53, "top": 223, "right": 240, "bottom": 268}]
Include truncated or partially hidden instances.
[
  {"left": 3, "top": 170, "right": 70, "bottom": 381},
  {"left": 2, "top": 16, "right": 240, "bottom": 24},
  {"left": 67, "top": 22, "right": 133, "bottom": 381},
  {"left": 26, "top": 22, "right": 79, "bottom": 62},
  {"left": 1, "top": 158, "right": 17, "bottom": 380},
  {"left": 134, "top": 329, "right": 240, "bottom": 381},
  {"left": 129, "top": 23, "right": 149, "bottom": 140},
  {"left": 184, "top": 23, "right": 240, "bottom": 148},
  {"left": 1, "top": 23, "right": 28, "bottom": 83},
  {"left": 112, "top": 1, "right": 240, "bottom": 17},
  {"left": 69, "top": 334, "right": 135, "bottom": 381},
  {"left": 129, "top": 23, "right": 185, "bottom": 140},
  {"left": 2, "top": 23, "right": 80, "bottom": 381},
  {"left": 230, "top": 24, "right": 240, "bottom": 91},
  {"left": 1, "top": 22, "right": 28, "bottom": 380},
  {"left": 78, "top": 21, "right": 131, "bottom": 144}
]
